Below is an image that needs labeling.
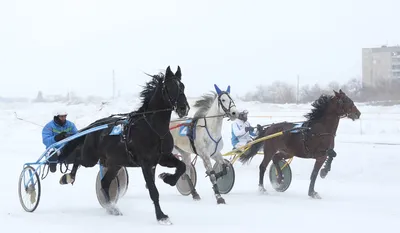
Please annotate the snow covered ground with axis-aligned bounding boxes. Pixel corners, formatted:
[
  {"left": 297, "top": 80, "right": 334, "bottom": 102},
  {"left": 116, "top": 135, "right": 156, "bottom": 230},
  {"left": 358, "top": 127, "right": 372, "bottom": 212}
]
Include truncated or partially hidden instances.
[{"left": 1, "top": 97, "right": 400, "bottom": 232}]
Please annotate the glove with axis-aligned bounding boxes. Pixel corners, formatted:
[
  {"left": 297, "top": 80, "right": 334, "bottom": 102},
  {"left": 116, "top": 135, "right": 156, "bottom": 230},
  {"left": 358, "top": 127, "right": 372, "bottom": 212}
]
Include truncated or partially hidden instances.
[
  {"left": 54, "top": 132, "right": 68, "bottom": 142},
  {"left": 245, "top": 126, "right": 254, "bottom": 132}
]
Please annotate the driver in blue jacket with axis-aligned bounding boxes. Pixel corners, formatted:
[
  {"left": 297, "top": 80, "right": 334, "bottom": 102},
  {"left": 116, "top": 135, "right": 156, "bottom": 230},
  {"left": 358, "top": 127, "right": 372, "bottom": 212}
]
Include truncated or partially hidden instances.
[{"left": 42, "top": 110, "right": 78, "bottom": 173}]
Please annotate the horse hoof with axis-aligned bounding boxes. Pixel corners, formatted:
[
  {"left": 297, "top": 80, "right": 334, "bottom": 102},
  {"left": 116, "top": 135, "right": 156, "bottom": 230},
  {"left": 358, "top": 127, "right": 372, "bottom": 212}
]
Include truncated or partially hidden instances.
[
  {"left": 258, "top": 185, "right": 267, "bottom": 194},
  {"left": 158, "top": 217, "right": 173, "bottom": 225},
  {"left": 309, "top": 192, "right": 322, "bottom": 199},
  {"left": 159, "top": 173, "right": 176, "bottom": 186},
  {"left": 192, "top": 193, "right": 201, "bottom": 201},
  {"left": 217, "top": 197, "right": 225, "bottom": 204},
  {"left": 59, "top": 174, "right": 74, "bottom": 185},
  {"left": 106, "top": 205, "right": 123, "bottom": 216}
]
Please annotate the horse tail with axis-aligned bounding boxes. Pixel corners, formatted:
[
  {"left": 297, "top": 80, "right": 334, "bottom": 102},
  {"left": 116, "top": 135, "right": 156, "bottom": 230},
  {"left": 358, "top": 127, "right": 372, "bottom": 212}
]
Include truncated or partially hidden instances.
[{"left": 239, "top": 126, "right": 268, "bottom": 164}]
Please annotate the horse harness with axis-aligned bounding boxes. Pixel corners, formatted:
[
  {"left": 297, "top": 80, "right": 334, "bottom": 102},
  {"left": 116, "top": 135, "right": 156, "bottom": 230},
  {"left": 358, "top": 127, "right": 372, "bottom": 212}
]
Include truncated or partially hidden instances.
[
  {"left": 186, "top": 91, "right": 236, "bottom": 158},
  {"left": 297, "top": 121, "right": 335, "bottom": 156},
  {"left": 300, "top": 116, "right": 351, "bottom": 158},
  {"left": 110, "top": 76, "right": 185, "bottom": 164}
]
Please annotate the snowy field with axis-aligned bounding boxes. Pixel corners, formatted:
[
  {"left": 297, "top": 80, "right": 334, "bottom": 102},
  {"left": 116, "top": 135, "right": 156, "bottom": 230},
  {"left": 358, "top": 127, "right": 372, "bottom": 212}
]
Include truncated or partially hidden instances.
[{"left": 1, "top": 97, "right": 400, "bottom": 232}]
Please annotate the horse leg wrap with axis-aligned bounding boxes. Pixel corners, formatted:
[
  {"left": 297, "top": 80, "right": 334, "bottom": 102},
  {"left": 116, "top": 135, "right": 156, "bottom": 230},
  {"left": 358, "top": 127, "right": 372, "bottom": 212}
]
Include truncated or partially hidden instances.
[
  {"left": 320, "top": 149, "right": 336, "bottom": 178},
  {"left": 205, "top": 170, "right": 216, "bottom": 178},
  {"left": 323, "top": 156, "right": 334, "bottom": 172},
  {"left": 214, "top": 163, "right": 228, "bottom": 180},
  {"left": 212, "top": 183, "right": 221, "bottom": 195},
  {"left": 324, "top": 149, "right": 336, "bottom": 172},
  {"left": 327, "top": 149, "right": 337, "bottom": 158}
]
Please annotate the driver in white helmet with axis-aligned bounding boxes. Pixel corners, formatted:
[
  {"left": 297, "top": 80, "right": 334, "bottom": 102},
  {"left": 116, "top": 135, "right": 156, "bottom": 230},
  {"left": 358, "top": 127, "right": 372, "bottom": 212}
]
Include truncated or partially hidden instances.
[
  {"left": 42, "top": 109, "right": 78, "bottom": 173},
  {"left": 231, "top": 109, "right": 257, "bottom": 150}
]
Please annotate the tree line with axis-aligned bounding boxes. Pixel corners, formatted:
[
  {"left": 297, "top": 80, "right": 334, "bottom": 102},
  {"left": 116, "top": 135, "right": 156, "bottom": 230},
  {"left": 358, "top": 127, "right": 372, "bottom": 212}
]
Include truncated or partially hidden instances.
[{"left": 240, "top": 78, "right": 400, "bottom": 105}]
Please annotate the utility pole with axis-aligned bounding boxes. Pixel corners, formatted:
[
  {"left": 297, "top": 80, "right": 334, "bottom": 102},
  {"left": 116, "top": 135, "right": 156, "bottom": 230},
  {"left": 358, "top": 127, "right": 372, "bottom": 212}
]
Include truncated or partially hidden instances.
[
  {"left": 112, "top": 70, "right": 116, "bottom": 99},
  {"left": 296, "top": 74, "right": 300, "bottom": 104}
]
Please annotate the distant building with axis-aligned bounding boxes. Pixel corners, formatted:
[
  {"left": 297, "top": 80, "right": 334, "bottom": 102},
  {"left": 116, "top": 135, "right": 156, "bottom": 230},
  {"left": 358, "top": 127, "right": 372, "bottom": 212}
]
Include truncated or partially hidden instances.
[{"left": 362, "top": 45, "right": 400, "bottom": 87}]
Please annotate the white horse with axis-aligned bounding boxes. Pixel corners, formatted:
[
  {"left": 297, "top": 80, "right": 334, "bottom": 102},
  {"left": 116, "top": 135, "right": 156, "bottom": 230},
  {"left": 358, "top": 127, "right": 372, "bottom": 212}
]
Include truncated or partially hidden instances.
[{"left": 169, "top": 84, "right": 238, "bottom": 204}]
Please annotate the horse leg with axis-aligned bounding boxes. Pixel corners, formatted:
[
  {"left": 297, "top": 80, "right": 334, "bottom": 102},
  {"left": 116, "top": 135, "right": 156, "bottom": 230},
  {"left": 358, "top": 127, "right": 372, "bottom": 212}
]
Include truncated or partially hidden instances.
[
  {"left": 59, "top": 162, "right": 79, "bottom": 185},
  {"left": 100, "top": 165, "right": 123, "bottom": 215},
  {"left": 142, "top": 162, "right": 171, "bottom": 224},
  {"left": 272, "top": 152, "right": 290, "bottom": 185},
  {"left": 145, "top": 166, "right": 156, "bottom": 190},
  {"left": 158, "top": 153, "right": 186, "bottom": 186},
  {"left": 202, "top": 156, "right": 225, "bottom": 204},
  {"left": 320, "top": 149, "right": 337, "bottom": 179},
  {"left": 181, "top": 152, "right": 201, "bottom": 200},
  {"left": 173, "top": 147, "right": 200, "bottom": 200},
  {"left": 308, "top": 155, "right": 327, "bottom": 199},
  {"left": 211, "top": 152, "right": 228, "bottom": 180},
  {"left": 258, "top": 148, "right": 275, "bottom": 194}
]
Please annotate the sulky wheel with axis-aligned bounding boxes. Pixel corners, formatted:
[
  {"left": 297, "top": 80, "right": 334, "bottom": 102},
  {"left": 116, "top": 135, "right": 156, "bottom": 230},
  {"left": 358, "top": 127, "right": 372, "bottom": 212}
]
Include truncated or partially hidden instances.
[
  {"left": 119, "top": 167, "right": 129, "bottom": 197},
  {"left": 269, "top": 159, "right": 292, "bottom": 192},
  {"left": 18, "top": 165, "right": 41, "bottom": 212},
  {"left": 95, "top": 166, "right": 129, "bottom": 208},
  {"left": 213, "top": 159, "right": 235, "bottom": 194},
  {"left": 176, "top": 163, "right": 197, "bottom": 196}
]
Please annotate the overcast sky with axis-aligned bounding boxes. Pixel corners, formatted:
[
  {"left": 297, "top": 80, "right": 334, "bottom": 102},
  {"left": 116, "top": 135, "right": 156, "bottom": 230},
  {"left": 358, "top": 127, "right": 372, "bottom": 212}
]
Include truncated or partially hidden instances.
[{"left": 1, "top": 0, "right": 399, "bottom": 98}]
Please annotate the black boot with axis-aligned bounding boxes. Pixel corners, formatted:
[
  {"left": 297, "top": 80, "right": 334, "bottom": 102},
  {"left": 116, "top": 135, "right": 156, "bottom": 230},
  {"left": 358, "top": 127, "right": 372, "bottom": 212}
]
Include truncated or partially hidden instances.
[{"left": 48, "top": 151, "right": 58, "bottom": 173}]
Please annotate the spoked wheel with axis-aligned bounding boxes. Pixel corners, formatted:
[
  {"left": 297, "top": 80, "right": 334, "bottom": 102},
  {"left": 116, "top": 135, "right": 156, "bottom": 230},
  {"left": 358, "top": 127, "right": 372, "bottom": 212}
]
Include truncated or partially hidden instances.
[
  {"left": 269, "top": 159, "right": 292, "bottom": 192},
  {"left": 18, "top": 165, "right": 41, "bottom": 212},
  {"left": 213, "top": 159, "right": 235, "bottom": 194},
  {"left": 95, "top": 166, "right": 129, "bottom": 208},
  {"left": 176, "top": 163, "right": 197, "bottom": 196}
]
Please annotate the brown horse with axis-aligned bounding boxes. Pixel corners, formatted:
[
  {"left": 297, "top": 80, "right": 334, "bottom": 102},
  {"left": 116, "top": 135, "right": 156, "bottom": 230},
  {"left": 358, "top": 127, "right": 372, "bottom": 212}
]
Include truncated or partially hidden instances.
[{"left": 239, "top": 89, "right": 361, "bottom": 199}]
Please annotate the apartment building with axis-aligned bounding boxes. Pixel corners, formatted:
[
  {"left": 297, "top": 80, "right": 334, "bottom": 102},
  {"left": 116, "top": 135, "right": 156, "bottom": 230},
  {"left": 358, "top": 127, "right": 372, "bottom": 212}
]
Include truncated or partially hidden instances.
[{"left": 362, "top": 45, "right": 400, "bottom": 87}]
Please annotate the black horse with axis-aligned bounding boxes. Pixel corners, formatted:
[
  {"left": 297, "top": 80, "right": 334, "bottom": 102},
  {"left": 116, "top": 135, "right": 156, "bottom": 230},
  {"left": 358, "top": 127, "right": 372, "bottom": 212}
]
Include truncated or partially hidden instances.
[{"left": 58, "top": 66, "right": 190, "bottom": 225}]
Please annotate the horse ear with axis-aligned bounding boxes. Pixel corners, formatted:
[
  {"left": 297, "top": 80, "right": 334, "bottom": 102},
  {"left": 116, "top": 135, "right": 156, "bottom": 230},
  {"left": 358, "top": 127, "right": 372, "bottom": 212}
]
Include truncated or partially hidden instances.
[
  {"left": 226, "top": 85, "right": 230, "bottom": 93},
  {"left": 175, "top": 66, "right": 182, "bottom": 80},
  {"left": 339, "top": 89, "right": 344, "bottom": 94},
  {"left": 166, "top": 66, "right": 173, "bottom": 78},
  {"left": 214, "top": 84, "right": 222, "bottom": 94}
]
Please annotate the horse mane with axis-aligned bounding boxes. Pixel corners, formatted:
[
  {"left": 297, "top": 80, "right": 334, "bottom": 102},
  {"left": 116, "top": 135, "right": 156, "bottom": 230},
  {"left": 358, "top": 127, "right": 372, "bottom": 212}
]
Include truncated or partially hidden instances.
[
  {"left": 59, "top": 73, "right": 166, "bottom": 160},
  {"left": 192, "top": 92, "right": 217, "bottom": 120},
  {"left": 135, "top": 72, "right": 165, "bottom": 113},
  {"left": 304, "top": 94, "right": 334, "bottom": 122}
]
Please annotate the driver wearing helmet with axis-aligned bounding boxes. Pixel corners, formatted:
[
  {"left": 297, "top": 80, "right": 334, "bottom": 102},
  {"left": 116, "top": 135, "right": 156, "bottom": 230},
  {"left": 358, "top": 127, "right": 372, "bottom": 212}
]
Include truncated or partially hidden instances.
[
  {"left": 42, "top": 109, "right": 78, "bottom": 173},
  {"left": 231, "top": 110, "right": 257, "bottom": 150}
]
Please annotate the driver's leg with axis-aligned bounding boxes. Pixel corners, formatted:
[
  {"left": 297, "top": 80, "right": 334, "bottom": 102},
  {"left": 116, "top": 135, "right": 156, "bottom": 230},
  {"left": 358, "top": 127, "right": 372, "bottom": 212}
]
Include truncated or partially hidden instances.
[{"left": 47, "top": 148, "right": 60, "bottom": 173}]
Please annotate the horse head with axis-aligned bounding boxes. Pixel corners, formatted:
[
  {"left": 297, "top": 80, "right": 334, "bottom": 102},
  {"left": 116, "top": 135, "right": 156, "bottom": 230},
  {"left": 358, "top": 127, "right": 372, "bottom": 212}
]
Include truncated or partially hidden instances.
[
  {"left": 333, "top": 89, "right": 361, "bottom": 121},
  {"left": 214, "top": 84, "right": 238, "bottom": 121},
  {"left": 164, "top": 66, "right": 190, "bottom": 118}
]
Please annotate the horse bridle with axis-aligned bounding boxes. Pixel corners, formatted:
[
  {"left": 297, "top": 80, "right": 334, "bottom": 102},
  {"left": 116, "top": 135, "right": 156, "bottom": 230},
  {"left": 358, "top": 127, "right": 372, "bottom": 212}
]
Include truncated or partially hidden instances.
[
  {"left": 336, "top": 96, "right": 355, "bottom": 119},
  {"left": 162, "top": 77, "right": 188, "bottom": 112},
  {"left": 193, "top": 91, "right": 236, "bottom": 158},
  {"left": 122, "top": 75, "right": 188, "bottom": 158},
  {"left": 217, "top": 91, "right": 236, "bottom": 118}
]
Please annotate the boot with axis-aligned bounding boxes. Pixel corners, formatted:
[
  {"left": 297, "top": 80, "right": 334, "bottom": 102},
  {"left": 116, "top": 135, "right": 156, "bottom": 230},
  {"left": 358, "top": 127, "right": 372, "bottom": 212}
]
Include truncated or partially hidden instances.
[{"left": 47, "top": 149, "right": 59, "bottom": 173}]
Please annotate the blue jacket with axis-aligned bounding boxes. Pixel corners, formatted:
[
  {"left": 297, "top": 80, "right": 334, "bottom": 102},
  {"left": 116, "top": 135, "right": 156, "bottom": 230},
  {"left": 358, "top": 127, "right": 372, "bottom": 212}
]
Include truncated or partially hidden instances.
[{"left": 42, "top": 120, "right": 78, "bottom": 148}]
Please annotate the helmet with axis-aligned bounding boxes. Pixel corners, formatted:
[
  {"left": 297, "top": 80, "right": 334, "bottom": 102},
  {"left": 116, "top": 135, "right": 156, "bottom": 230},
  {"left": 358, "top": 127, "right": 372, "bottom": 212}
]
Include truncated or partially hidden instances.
[
  {"left": 53, "top": 109, "right": 68, "bottom": 116},
  {"left": 239, "top": 109, "right": 248, "bottom": 117},
  {"left": 238, "top": 110, "right": 248, "bottom": 121}
]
